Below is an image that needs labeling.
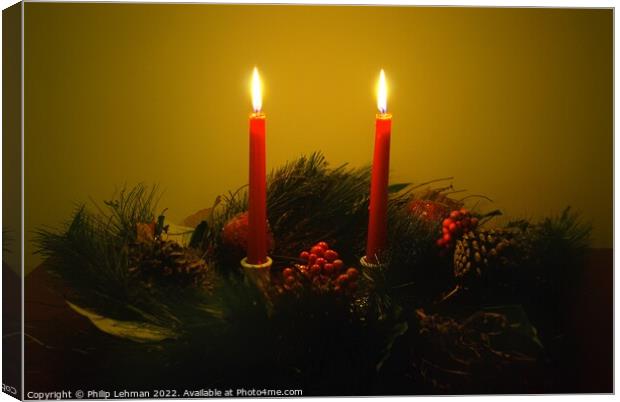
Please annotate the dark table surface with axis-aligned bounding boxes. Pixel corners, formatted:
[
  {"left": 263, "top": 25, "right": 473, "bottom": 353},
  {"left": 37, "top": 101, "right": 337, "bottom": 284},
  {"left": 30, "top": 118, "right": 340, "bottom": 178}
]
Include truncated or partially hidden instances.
[{"left": 17, "top": 249, "right": 613, "bottom": 395}]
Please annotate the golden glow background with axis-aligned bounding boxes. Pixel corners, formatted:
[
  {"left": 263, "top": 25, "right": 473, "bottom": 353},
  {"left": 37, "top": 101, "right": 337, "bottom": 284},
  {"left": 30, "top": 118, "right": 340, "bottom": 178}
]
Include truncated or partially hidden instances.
[{"left": 24, "top": 4, "right": 612, "bottom": 273}]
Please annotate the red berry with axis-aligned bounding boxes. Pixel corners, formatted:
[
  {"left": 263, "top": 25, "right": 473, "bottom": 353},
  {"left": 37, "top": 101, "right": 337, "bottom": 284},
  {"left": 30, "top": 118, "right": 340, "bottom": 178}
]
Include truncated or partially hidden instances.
[
  {"left": 455, "top": 221, "right": 462, "bottom": 230},
  {"left": 283, "top": 267, "right": 294, "bottom": 277},
  {"left": 333, "top": 259, "right": 344, "bottom": 270},
  {"left": 285, "top": 275, "right": 296, "bottom": 285},
  {"left": 443, "top": 233, "right": 451, "bottom": 242},
  {"left": 336, "top": 274, "right": 349, "bottom": 285},
  {"left": 442, "top": 227, "right": 450, "bottom": 235},
  {"left": 308, "top": 253, "right": 317, "bottom": 264},
  {"left": 346, "top": 267, "right": 359, "bottom": 280},
  {"left": 324, "top": 249, "right": 338, "bottom": 261},
  {"left": 471, "top": 217, "right": 479, "bottom": 227},
  {"left": 448, "top": 222, "right": 456, "bottom": 232},
  {"left": 460, "top": 208, "right": 469, "bottom": 215},
  {"left": 437, "top": 238, "right": 445, "bottom": 247},
  {"left": 443, "top": 218, "right": 453, "bottom": 228},
  {"left": 300, "top": 251, "right": 309, "bottom": 260},
  {"left": 316, "top": 257, "right": 327, "bottom": 267},
  {"left": 323, "top": 263, "right": 334, "bottom": 274},
  {"left": 310, "top": 264, "right": 321, "bottom": 275},
  {"left": 450, "top": 211, "right": 461, "bottom": 219},
  {"left": 316, "top": 241, "right": 329, "bottom": 250},
  {"left": 311, "top": 246, "right": 325, "bottom": 257}
]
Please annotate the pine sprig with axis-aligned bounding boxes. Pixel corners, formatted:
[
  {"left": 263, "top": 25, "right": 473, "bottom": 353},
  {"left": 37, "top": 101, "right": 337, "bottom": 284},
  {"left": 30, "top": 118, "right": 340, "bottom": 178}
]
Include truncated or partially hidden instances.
[
  {"left": 34, "top": 185, "right": 221, "bottom": 332},
  {"left": 193, "top": 152, "right": 374, "bottom": 266},
  {"left": 504, "top": 206, "right": 591, "bottom": 283},
  {"left": 526, "top": 207, "right": 591, "bottom": 296},
  {"left": 533, "top": 207, "right": 591, "bottom": 255},
  {"left": 266, "top": 153, "right": 372, "bottom": 258},
  {"left": 102, "top": 185, "right": 161, "bottom": 241}
]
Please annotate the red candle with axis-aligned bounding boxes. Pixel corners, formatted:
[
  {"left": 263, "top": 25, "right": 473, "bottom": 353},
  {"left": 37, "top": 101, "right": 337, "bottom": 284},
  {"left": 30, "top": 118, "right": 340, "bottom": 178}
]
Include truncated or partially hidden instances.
[
  {"left": 247, "top": 67, "right": 268, "bottom": 265},
  {"left": 366, "top": 69, "right": 392, "bottom": 264}
]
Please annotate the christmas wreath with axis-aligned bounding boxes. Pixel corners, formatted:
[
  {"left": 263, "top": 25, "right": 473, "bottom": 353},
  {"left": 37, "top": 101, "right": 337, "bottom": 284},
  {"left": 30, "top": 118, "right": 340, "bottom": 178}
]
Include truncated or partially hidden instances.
[{"left": 35, "top": 152, "right": 591, "bottom": 394}]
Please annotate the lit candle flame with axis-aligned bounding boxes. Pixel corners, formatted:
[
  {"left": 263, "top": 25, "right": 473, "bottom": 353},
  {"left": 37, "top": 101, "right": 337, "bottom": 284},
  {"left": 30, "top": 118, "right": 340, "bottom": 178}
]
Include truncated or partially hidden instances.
[
  {"left": 377, "top": 69, "right": 388, "bottom": 114},
  {"left": 251, "top": 67, "right": 262, "bottom": 113}
]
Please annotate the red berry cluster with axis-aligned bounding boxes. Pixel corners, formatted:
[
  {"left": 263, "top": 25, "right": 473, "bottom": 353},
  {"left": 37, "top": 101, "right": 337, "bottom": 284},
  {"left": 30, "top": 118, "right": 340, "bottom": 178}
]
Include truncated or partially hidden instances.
[
  {"left": 281, "top": 241, "right": 360, "bottom": 294},
  {"left": 436, "top": 208, "right": 479, "bottom": 249},
  {"left": 408, "top": 199, "right": 449, "bottom": 224}
]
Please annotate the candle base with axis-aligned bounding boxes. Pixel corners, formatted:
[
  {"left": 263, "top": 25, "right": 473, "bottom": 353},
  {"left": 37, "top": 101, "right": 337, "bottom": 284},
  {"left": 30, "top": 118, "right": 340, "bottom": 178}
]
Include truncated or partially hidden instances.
[
  {"left": 360, "top": 255, "right": 386, "bottom": 269},
  {"left": 240, "top": 256, "right": 273, "bottom": 270},
  {"left": 240, "top": 256, "right": 273, "bottom": 291}
]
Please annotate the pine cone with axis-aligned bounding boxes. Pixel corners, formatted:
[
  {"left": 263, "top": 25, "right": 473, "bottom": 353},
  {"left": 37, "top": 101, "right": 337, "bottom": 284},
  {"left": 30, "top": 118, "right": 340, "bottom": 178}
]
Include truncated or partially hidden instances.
[
  {"left": 453, "top": 229, "right": 519, "bottom": 287},
  {"left": 129, "top": 239, "right": 212, "bottom": 290}
]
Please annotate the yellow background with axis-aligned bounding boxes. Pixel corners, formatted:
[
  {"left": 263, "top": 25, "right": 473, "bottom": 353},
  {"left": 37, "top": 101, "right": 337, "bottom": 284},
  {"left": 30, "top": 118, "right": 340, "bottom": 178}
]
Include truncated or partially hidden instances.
[{"left": 24, "top": 4, "right": 612, "bottom": 273}]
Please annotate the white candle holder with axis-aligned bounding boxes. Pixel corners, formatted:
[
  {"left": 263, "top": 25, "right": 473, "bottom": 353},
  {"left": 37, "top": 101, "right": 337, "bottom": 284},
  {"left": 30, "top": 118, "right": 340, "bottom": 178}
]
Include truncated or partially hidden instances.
[
  {"left": 240, "top": 256, "right": 273, "bottom": 270},
  {"left": 240, "top": 256, "right": 273, "bottom": 290}
]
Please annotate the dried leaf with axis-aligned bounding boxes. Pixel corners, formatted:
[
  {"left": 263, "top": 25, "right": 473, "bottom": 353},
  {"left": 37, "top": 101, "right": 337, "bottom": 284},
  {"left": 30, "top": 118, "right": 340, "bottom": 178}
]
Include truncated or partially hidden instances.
[
  {"left": 67, "top": 301, "right": 178, "bottom": 343},
  {"left": 136, "top": 222, "right": 156, "bottom": 243}
]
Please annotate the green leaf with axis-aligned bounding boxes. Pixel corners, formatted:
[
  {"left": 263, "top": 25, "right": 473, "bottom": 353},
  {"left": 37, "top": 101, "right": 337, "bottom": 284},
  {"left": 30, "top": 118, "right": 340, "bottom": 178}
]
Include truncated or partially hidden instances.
[
  {"left": 374, "top": 303, "right": 409, "bottom": 372},
  {"left": 189, "top": 221, "right": 208, "bottom": 248},
  {"left": 376, "top": 320, "right": 408, "bottom": 371}
]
